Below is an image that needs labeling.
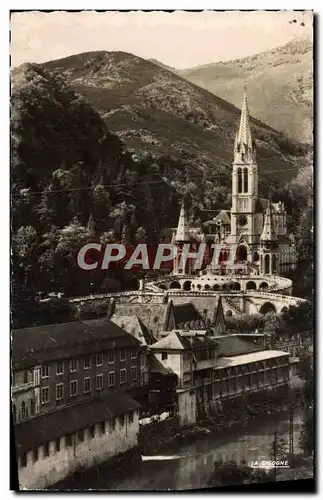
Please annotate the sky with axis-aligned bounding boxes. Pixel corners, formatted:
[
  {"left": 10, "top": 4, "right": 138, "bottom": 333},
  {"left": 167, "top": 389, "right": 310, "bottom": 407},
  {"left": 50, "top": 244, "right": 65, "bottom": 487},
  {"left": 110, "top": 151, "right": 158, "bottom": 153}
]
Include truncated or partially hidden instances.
[{"left": 10, "top": 10, "right": 313, "bottom": 69}]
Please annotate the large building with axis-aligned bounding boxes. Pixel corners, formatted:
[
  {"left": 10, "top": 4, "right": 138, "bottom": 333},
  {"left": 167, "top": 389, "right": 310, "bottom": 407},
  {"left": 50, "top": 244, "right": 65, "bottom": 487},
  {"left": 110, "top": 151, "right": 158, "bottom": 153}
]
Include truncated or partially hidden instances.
[
  {"left": 170, "top": 90, "right": 297, "bottom": 276},
  {"left": 12, "top": 319, "right": 147, "bottom": 489}
]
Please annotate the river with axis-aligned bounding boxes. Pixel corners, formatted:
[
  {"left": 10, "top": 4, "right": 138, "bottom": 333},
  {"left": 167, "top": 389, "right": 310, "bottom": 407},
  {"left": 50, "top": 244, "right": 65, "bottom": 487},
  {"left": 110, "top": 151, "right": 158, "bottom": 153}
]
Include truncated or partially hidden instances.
[{"left": 69, "top": 408, "right": 307, "bottom": 491}]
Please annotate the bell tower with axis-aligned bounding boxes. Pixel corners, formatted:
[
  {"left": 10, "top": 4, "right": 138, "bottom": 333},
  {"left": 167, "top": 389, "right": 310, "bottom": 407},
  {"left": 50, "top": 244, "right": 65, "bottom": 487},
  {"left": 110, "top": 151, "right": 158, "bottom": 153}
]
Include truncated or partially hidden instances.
[{"left": 231, "top": 89, "right": 258, "bottom": 246}]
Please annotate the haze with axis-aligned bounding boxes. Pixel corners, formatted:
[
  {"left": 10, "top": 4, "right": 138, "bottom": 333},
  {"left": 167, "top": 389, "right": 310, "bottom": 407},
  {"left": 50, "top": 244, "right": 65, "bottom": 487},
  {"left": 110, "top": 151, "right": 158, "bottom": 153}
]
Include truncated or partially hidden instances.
[{"left": 10, "top": 10, "right": 313, "bottom": 69}]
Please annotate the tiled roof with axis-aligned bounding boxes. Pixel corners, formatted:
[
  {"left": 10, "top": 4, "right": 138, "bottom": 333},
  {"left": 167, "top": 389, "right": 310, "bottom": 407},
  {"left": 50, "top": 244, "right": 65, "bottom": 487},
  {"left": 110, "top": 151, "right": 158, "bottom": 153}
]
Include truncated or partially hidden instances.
[
  {"left": 213, "top": 334, "right": 262, "bottom": 357},
  {"left": 12, "top": 318, "right": 141, "bottom": 369},
  {"left": 215, "top": 349, "right": 289, "bottom": 369},
  {"left": 113, "top": 303, "right": 168, "bottom": 335},
  {"left": 150, "top": 331, "right": 218, "bottom": 351},
  {"left": 150, "top": 331, "right": 185, "bottom": 350},
  {"left": 110, "top": 314, "right": 157, "bottom": 346},
  {"left": 14, "top": 393, "right": 141, "bottom": 455}
]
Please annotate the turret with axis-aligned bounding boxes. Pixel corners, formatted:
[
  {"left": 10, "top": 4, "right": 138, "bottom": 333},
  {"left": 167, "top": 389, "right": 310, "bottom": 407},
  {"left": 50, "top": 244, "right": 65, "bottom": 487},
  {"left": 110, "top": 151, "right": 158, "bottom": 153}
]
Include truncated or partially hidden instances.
[
  {"left": 261, "top": 199, "right": 276, "bottom": 242},
  {"left": 174, "top": 200, "right": 190, "bottom": 243}
]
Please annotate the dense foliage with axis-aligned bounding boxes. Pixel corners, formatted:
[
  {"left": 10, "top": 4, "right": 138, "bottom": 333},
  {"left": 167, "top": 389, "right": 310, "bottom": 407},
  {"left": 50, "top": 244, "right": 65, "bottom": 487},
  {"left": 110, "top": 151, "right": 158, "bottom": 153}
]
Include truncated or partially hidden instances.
[{"left": 11, "top": 61, "right": 313, "bottom": 328}]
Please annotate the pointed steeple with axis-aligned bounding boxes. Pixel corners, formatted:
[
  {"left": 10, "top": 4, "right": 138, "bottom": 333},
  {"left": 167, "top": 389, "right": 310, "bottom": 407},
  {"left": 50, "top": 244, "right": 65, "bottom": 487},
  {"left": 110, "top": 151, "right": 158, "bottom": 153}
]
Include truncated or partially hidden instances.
[
  {"left": 237, "top": 89, "right": 252, "bottom": 148},
  {"left": 174, "top": 200, "right": 190, "bottom": 242},
  {"left": 234, "top": 87, "right": 255, "bottom": 163},
  {"left": 261, "top": 198, "right": 276, "bottom": 242},
  {"left": 213, "top": 295, "right": 226, "bottom": 335}
]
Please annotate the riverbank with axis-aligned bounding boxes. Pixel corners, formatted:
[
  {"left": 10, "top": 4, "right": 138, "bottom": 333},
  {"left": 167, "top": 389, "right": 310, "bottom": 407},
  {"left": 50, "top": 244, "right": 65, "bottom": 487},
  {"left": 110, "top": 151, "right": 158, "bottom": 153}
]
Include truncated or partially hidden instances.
[
  {"left": 47, "top": 386, "right": 305, "bottom": 490},
  {"left": 146, "top": 387, "right": 303, "bottom": 454}
]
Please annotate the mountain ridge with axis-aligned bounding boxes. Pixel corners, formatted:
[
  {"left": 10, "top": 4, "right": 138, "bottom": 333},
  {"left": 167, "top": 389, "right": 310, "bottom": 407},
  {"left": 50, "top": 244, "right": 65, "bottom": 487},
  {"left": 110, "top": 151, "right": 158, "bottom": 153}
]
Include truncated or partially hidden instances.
[{"left": 178, "top": 37, "right": 313, "bottom": 144}]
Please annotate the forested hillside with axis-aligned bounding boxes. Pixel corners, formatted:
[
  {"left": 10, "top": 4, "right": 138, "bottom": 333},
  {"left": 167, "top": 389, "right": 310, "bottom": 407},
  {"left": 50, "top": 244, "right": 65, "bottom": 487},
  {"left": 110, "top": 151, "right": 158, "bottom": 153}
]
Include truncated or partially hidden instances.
[{"left": 11, "top": 57, "right": 312, "bottom": 327}]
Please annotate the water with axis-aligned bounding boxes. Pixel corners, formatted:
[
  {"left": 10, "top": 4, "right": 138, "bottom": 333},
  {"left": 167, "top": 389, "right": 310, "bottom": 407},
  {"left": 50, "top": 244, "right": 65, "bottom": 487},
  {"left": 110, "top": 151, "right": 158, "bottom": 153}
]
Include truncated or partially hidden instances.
[{"left": 79, "top": 409, "right": 304, "bottom": 491}]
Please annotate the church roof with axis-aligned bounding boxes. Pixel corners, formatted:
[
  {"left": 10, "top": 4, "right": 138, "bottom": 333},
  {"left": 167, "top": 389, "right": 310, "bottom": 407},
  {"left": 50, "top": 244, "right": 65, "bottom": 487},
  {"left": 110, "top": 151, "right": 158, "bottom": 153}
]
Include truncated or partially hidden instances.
[{"left": 203, "top": 210, "right": 231, "bottom": 227}]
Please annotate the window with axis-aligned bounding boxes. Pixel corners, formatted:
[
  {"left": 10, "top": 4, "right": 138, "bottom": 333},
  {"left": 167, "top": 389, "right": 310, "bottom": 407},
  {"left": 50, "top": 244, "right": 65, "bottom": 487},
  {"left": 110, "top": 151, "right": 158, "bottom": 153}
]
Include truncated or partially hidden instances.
[
  {"left": 89, "top": 425, "right": 95, "bottom": 438},
  {"left": 56, "top": 361, "right": 64, "bottom": 375},
  {"left": 96, "top": 374, "right": 103, "bottom": 390},
  {"left": 96, "top": 353, "right": 103, "bottom": 367},
  {"left": 65, "top": 434, "right": 72, "bottom": 447},
  {"left": 41, "top": 387, "right": 49, "bottom": 404},
  {"left": 131, "top": 348, "right": 137, "bottom": 359},
  {"left": 237, "top": 167, "right": 242, "bottom": 193},
  {"left": 69, "top": 358, "right": 78, "bottom": 372},
  {"left": 120, "top": 349, "right": 126, "bottom": 362},
  {"left": 30, "top": 399, "right": 35, "bottom": 416},
  {"left": 33, "top": 448, "right": 38, "bottom": 463},
  {"left": 108, "top": 350, "right": 115, "bottom": 363},
  {"left": 162, "top": 352, "right": 168, "bottom": 360},
  {"left": 108, "top": 371, "right": 115, "bottom": 387},
  {"left": 78, "top": 430, "right": 84, "bottom": 442},
  {"left": 20, "top": 453, "right": 27, "bottom": 468},
  {"left": 41, "top": 364, "right": 49, "bottom": 378},
  {"left": 128, "top": 412, "right": 133, "bottom": 424},
  {"left": 120, "top": 369, "right": 126, "bottom": 384},
  {"left": 84, "top": 355, "right": 91, "bottom": 370},
  {"left": 84, "top": 377, "right": 91, "bottom": 394},
  {"left": 100, "top": 421, "right": 105, "bottom": 434},
  {"left": 44, "top": 442, "right": 49, "bottom": 458},
  {"left": 55, "top": 438, "right": 60, "bottom": 452},
  {"left": 56, "top": 383, "right": 64, "bottom": 400},
  {"left": 243, "top": 167, "right": 248, "bottom": 193},
  {"left": 70, "top": 380, "right": 78, "bottom": 397},
  {"left": 23, "top": 370, "right": 28, "bottom": 384},
  {"left": 131, "top": 367, "right": 137, "bottom": 382}
]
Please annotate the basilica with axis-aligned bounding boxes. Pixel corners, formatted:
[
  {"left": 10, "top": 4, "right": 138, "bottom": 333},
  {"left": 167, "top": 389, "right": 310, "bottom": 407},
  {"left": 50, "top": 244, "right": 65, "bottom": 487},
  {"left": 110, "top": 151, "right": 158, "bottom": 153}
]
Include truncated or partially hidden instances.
[{"left": 170, "top": 91, "right": 297, "bottom": 276}]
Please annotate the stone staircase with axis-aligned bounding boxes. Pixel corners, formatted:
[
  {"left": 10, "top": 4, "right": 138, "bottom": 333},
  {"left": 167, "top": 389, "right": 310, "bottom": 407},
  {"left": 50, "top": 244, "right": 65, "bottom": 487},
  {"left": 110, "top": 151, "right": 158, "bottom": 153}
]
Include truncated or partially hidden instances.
[{"left": 223, "top": 296, "right": 243, "bottom": 315}]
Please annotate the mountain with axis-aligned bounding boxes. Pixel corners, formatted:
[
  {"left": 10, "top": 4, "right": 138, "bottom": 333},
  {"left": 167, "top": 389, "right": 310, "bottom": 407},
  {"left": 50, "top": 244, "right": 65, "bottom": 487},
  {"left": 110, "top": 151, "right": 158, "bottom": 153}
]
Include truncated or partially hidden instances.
[
  {"left": 41, "top": 50, "right": 307, "bottom": 203},
  {"left": 10, "top": 56, "right": 311, "bottom": 325},
  {"left": 179, "top": 38, "right": 313, "bottom": 144}
]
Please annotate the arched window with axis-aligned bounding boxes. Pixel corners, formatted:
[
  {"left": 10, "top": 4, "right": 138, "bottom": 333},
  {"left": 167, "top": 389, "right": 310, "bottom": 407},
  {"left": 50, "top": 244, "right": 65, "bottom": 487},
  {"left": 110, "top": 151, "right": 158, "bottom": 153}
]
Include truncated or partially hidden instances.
[
  {"left": 20, "top": 401, "right": 26, "bottom": 421},
  {"left": 237, "top": 168, "right": 242, "bottom": 193},
  {"left": 243, "top": 167, "right": 248, "bottom": 193},
  {"left": 264, "top": 254, "right": 270, "bottom": 275},
  {"left": 13, "top": 404, "right": 16, "bottom": 423}
]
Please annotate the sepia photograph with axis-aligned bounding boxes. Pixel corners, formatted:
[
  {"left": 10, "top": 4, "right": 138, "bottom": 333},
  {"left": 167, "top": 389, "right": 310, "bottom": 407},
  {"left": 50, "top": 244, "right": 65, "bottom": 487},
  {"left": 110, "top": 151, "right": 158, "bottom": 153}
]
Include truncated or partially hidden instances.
[{"left": 10, "top": 9, "right": 314, "bottom": 491}]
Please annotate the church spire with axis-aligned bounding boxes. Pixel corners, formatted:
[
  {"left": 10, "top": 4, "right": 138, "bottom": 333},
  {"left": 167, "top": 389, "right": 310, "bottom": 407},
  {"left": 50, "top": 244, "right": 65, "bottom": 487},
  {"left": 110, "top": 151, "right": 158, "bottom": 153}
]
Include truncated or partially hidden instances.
[
  {"left": 261, "top": 198, "right": 276, "bottom": 242},
  {"left": 174, "top": 199, "right": 190, "bottom": 242},
  {"left": 234, "top": 87, "right": 255, "bottom": 163},
  {"left": 237, "top": 89, "right": 253, "bottom": 149}
]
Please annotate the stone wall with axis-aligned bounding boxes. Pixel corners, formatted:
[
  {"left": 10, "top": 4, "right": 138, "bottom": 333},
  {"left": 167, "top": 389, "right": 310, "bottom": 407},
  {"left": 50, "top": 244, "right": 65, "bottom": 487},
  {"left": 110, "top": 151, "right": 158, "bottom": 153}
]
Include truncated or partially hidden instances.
[{"left": 18, "top": 412, "right": 139, "bottom": 490}]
